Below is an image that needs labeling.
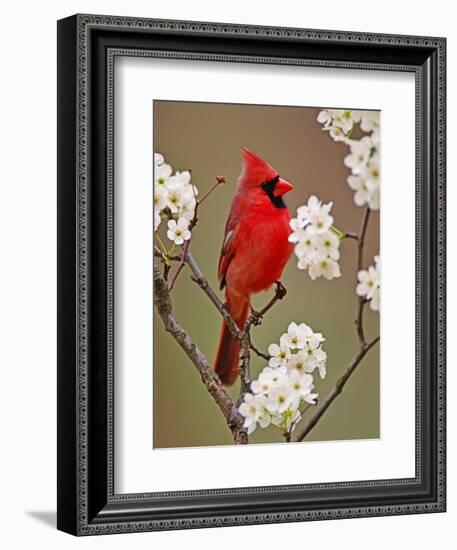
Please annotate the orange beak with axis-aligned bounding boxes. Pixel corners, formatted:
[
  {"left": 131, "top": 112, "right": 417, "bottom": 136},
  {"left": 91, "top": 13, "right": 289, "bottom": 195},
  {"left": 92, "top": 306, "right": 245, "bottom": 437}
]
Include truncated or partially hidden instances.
[{"left": 273, "top": 178, "right": 294, "bottom": 197}]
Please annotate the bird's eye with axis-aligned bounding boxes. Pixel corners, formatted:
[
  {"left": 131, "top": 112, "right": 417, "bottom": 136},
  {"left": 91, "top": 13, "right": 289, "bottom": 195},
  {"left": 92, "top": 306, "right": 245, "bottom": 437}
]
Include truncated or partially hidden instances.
[
  {"left": 261, "top": 175, "right": 286, "bottom": 208},
  {"left": 261, "top": 175, "right": 280, "bottom": 193}
]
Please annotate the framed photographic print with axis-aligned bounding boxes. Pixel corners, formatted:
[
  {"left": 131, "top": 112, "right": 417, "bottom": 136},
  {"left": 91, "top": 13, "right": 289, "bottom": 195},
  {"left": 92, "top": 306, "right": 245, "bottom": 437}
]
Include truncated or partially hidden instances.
[{"left": 57, "top": 14, "right": 446, "bottom": 535}]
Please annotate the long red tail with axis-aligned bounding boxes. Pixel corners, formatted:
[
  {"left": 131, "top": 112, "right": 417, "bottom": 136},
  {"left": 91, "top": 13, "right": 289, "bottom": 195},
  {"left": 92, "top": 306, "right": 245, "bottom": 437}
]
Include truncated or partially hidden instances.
[{"left": 214, "top": 295, "right": 250, "bottom": 385}]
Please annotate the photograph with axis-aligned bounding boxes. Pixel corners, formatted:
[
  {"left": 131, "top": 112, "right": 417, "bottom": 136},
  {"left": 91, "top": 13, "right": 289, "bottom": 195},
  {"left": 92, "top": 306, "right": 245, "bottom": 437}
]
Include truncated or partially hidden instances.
[{"left": 153, "top": 101, "right": 381, "bottom": 448}]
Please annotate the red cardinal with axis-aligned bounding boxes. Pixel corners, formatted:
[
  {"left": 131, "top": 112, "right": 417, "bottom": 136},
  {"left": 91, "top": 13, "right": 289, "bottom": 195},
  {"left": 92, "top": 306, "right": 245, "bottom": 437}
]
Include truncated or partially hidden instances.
[{"left": 214, "top": 149, "right": 294, "bottom": 385}]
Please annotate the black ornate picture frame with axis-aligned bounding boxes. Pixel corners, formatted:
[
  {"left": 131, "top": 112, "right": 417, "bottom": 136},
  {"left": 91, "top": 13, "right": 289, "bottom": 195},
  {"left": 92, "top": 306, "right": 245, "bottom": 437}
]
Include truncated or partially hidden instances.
[{"left": 57, "top": 14, "right": 446, "bottom": 535}]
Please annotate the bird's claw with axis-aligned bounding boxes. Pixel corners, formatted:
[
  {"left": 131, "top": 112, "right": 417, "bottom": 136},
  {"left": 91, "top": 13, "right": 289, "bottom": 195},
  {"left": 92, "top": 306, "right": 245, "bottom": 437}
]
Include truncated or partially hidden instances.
[
  {"left": 249, "top": 309, "right": 263, "bottom": 326},
  {"left": 275, "top": 280, "right": 287, "bottom": 300}
]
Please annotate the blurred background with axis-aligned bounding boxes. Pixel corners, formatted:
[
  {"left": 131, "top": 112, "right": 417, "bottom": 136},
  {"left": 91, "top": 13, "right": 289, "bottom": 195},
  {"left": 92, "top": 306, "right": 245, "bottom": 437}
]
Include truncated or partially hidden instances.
[{"left": 153, "top": 101, "right": 380, "bottom": 448}]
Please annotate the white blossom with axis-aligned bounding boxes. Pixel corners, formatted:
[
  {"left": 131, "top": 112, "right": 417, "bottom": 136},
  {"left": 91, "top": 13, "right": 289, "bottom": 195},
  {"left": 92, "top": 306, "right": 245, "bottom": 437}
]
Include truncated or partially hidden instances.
[
  {"left": 317, "top": 109, "right": 361, "bottom": 142},
  {"left": 296, "top": 195, "right": 321, "bottom": 226},
  {"left": 287, "top": 349, "right": 309, "bottom": 375},
  {"left": 268, "top": 366, "right": 288, "bottom": 385},
  {"left": 297, "top": 195, "right": 334, "bottom": 235},
  {"left": 303, "top": 336, "right": 327, "bottom": 379},
  {"left": 360, "top": 111, "right": 380, "bottom": 134},
  {"left": 285, "top": 322, "right": 313, "bottom": 350},
  {"left": 364, "top": 153, "right": 380, "bottom": 187},
  {"left": 240, "top": 322, "right": 327, "bottom": 437},
  {"left": 287, "top": 371, "right": 316, "bottom": 405},
  {"left": 374, "top": 254, "right": 380, "bottom": 271},
  {"left": 369, "top": 287, "right": 380, "bottom": 312},
  {"left": 347, "top": 174, "right": 372, "bottom": 208},
  {"left": 346, "top": 151, "right": 380, "bottom": 211},
  {"left": 356, "top": 265, "right": 379, "bottom": 300},
  {"left": 344, "top": 137, "right": 372, "bottom": 175},
  {"left": 295, "top": 240, "right": 319, "bottom": 265},
  {"left": 154, "top": 210, "right": 161, "bottom": 231},
  {"left": 316, "top": 109, "right": 332, "bottom": 126},
  {"left": 154, "top": 184, "right": 168, "bottom": 211},
  {"left": 153, "top": 153, "right": 199, "bottom": 236},
  {"left": 169, "top": 169, "right": 192, "bottom": 187},
  {"left": 356, "top": 255, "right": 381, "bottom": 312},
  {"left": 179, "top": 194, "right": 197, "bottom": 220},
  {"left": 315, "top": 232, "right": 340, "bottom": 261},
  {"left": 267, "top": 384, "right": 295, "bottom": 414},
  {"left": 308, "top": 258, "right": 341, "bottom": 281},
  {"left": 154, "top": 152, "right": 165, "bottom": 166},
  {"left": 367, "top": 182, "right": 380, "bottom": 211},
  {"left": 166, "top": 181, "right": 187, "bottom": 214},
  {"left": 239, "top": 393, "right": 270, "bottom": 435},
  {"left": 289, "top": 197, "right": 342, "bottom": 281},
  {"left": 268, "top": 334, "right": 291, "bottom": 368},
  {"left": 251, "top": 368, "right": 282, "bottom": 395},
  {"left": 166, "top": 217, "right": 191, "bottom": 246},
  {"left": 154, "top": 160, "right": 172, "bottom": 187},
  {"left": 317, "top": 110, "right": 381, "bottom": 212}
]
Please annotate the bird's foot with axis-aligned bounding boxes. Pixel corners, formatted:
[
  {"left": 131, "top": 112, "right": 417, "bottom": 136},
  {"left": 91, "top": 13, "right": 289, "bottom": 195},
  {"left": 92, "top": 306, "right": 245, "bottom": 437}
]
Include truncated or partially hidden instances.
[
  {"left": 248, "top": 309, "right": 263, "bottom": 327},
  {"left": 274, "top": 280, "right": 287, "bottom": 300}
]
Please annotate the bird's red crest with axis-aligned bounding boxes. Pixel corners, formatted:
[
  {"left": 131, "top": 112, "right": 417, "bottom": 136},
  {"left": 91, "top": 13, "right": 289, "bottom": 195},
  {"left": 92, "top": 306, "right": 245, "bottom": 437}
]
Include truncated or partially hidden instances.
[{"left": 239, "top": 148, "right": 278, "bottom": 188}]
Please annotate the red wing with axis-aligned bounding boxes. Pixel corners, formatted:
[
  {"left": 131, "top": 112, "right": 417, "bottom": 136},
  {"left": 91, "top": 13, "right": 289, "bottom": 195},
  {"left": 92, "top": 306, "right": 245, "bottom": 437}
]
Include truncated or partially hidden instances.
[{"left": 217, "top": 227, "right": 237, "bottom": 290}]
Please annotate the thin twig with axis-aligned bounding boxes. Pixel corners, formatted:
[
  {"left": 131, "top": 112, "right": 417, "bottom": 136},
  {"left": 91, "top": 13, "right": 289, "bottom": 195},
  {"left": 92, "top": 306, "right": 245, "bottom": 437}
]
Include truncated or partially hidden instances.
[
  {"left": 188, "top": 182, "right": 199, "bottom": 231},
  {"left": 358, "top": 207, "right": 370, "bottom": 272},
  {"left": 356, "top": 297, "right": 368, "bottom": 345},
  {"left": 198, "top": 176, "right": 226, "bottom": 206},
  {"left": 294, "top": 336, "right": 379, "bottom": 442},
  {"left": 250, "top": 342, "right": 269, "bottom": 361},
  {"left": 154, "top": 232, "right": 168, "bottom": 257},
  {"left": 154, "top": 260, "right": 247, "bottom": 444},
  {"left": 154, "top": 248, "right": 182, "bottom": 262},
  {"left": 343, "top": 231, "right": 358, "bottom": 240},
  {"left": 168, "top": 239, "right": 190, "bottom": 291},
  {"left": 355, "top": 207, "right": 371, "bottom": 346},
  {"left": 284, "top": 404, "right": 312, "bottom": 442}
]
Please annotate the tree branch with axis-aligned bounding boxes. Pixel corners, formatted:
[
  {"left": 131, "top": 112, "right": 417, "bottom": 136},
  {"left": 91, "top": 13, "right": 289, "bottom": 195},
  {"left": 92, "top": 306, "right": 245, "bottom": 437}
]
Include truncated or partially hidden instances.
[
  {"left": 355, "top": 207, "right": 370, "bottom": 346},
  {"left": 357, "top": 206, "right": 370, "bottom": 272},
  {"left": 185, "top": 251, "right": 289, "bottom": 410},
  {"left": 239, "top": 331, "right": 251, "bottom": 395},
  {"left": 294, "top": 336, "right": 379, "bottom": 442},
  {"left": 238, "top": 280, "right": 288, "bottom": 396},
  {"left": 154, "top": 261, "right": 247, "bottom": 444}
]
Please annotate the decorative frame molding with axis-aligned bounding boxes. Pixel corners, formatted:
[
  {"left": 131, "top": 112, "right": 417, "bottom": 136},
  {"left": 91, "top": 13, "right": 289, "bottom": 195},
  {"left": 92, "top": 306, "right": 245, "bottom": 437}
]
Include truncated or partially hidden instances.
[{"left": 57, "top": 14, "right": 446, "bottom": 535}]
